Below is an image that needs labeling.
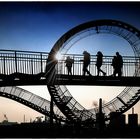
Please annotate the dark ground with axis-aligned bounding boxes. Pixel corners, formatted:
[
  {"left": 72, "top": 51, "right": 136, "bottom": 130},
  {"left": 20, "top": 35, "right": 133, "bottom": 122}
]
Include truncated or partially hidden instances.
[{"left": 0, "top": 122, "right": 140, "bottom": 138}]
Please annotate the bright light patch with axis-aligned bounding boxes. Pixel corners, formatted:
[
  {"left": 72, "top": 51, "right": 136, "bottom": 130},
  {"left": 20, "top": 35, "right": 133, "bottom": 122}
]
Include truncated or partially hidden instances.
[{"left": 55, "top": 52, "right": 63, "bottom": 60}]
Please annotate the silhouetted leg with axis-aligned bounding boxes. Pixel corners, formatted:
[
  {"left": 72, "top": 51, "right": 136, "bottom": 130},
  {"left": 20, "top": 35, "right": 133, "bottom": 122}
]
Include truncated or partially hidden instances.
[
  {"left": 97, "top": 67, "right": 100, "bottom": 76},
  {"left": 70, "top": 67, "right": 72, "bottom": 75},
  {"left": 113, "top": 69, "right": 117, "bottom": 77},
  {"left": 67, "top": 67, "right": 72, "bottom": 75},
  {"left": 84, "top": 68, "right": 88, "bottom": 75},
  {"left": 100, "top": 69, "right": 106, "bottom": 76},
  {"left": 67, "top": 67, "right": 69, "bottom": 75},
  {"left": 83, "top": 64, "right": 88, "bottom": 76},
  {"left": 97, "top": 66, "right": 106, "bottom": 76},
  {"left": 86, "top": 69, "right": 92, "bottom": 76},
  {"left": 83, "top": 70, "right": 86, "bottom": 76},
  {"left": 84, "top": 64, "right": 92, "bottom": 76},
  {"left": 118, "top": 69, "right": 122, "bottom": 77},
  {"left": 69, "top": 68, "right": 72, "bottom": 75},
  {"left": 68, "top": 67, "right": 71, "bottom": 75}
]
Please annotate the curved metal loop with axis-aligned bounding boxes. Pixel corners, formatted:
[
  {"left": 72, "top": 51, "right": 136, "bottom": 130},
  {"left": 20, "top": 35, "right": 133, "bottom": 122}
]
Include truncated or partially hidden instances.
[{"left": 47, "top": 19, "right": 140, "bottom": 123}]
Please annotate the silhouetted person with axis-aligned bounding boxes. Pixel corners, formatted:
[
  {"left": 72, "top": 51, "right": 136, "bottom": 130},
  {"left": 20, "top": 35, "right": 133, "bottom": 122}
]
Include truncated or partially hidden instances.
[
  {"left": 96, "top": 51, "right": 106, "bottom": 76},
  {"left": 111, "top": 56, "right": 117, "bottom": 77},
  {"left": 82, "top": 51, "right": 92, "bottom": 76},
  {"left": 116, "top": 52, "right": 123, "bottom": 77},
  {"left": 65, "top": 56, "right": 74, "bottom": 75}
]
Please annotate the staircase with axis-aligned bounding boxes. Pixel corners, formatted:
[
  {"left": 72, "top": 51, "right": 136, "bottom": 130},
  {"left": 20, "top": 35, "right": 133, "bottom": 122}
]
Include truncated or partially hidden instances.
[{"left": 48, "top": 86, "right": 80, "bottom": 123}]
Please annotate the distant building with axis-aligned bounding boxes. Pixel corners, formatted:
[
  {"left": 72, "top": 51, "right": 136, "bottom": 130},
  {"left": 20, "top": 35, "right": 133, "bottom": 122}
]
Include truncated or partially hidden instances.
[
  {"left": 95, "top": 98, "right": 105, "bottom": 130},
  {"left": 109, "top": 112, "right": 126, "bottom": 129},
  {"left": 96, "top": 112, "right": 105, "bottom": 130},
  {"left": 128, "top": 108, "right": 138, "bottom": 128},
  {"left": 128, "top": 114, "right": 138, "bottom": 128}
]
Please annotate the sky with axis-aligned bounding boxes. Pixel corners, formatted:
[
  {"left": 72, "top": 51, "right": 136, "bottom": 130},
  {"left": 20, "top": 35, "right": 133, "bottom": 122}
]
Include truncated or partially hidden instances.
[{"left": 0, "top": 1, "right": 140, "bottom": 123}]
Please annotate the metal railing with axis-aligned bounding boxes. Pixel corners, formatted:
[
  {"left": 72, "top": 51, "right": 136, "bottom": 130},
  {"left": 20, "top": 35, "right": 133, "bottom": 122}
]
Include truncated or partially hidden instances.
[
  {"left": 56, "top": 54, "right": 139, "bottom": 77},
  {"left": 0, "top": 50, "right": 48, "bottom": 75},
  {"left": 0, "top": 50, "right": 139, "bottom": 77}
]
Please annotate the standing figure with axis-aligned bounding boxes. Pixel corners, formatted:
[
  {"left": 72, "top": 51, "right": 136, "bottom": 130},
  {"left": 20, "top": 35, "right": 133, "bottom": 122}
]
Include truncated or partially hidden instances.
[
  {"left": 65, "top": 56, "right": 74, "bottom": 75},
  {"left": 116, "top": 52, "right": 123, "bottom": 77},
  {"left": 82, "top": 51, "right": 92, "bottom": 76},
  {"left": 111, "top": 56, "right": 117, "bottom": 77},
  {"left": 96, "top": 51, "right": 106, "bottom": 76}
]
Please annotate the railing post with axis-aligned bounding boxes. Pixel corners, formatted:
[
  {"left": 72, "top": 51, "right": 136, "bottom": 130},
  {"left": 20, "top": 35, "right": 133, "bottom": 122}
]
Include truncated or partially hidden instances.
[
  {"left": 40, "top": 53, "right": 43, "bottom": 73},
  {"left": 15, "top": 51, "right": 17, "bottom": 73},
  {"left": 31, "top": 59, "right": 33, "bottom": 75},
  {"left": 3, "top": 56, "right": 6, "bottom": 75}
]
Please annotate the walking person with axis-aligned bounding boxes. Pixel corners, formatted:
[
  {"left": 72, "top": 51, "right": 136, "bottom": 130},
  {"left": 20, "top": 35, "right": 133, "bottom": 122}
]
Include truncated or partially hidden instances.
[
  {"left": 65, "top": 56, "right": 74, "bottom": 75},
  {"left": 82, "top": 51, "right": 92, "bottom": 76},
  {"left": 111, "top": 56, "right": 117, "bottom": 77},
  {"left": 116, "top": 52, "right": 123, "bottom": 77},
  {"left": 96, "top": 51, "right": 106, "bottom": 76}
]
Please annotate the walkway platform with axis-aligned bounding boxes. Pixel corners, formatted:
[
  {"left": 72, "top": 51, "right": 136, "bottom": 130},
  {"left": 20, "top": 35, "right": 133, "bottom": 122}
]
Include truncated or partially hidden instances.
[
  {"left": 55, "top": 74, "right": 140, "bottom": 86},
  {"left": 0, "top": 73, "right": 140, "bottom": 86}
]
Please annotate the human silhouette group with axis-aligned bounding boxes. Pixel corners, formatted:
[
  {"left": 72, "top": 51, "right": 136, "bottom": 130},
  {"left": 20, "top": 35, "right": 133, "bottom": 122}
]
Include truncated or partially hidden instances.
[{"left": 65, "top": 51, "right": 123, "bottom": 77}]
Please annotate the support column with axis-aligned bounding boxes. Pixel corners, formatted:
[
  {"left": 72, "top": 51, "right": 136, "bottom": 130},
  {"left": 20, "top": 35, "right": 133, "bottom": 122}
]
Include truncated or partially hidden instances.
[{"left": 99, "top": 98, "right": 102, "bottom": 114}]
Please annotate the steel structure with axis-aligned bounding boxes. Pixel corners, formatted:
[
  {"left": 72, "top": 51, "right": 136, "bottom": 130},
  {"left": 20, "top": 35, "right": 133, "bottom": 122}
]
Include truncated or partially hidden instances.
[
  {"left": 0, "top": 86, "right": 66, "bottom": 122},
  {"left": 0, "top": 85, "right": 140, "bottom": 124},
  {"left": 0, "top": 20, "right": 140, "bottom": 124},
  {"left": 47, "top": 19, "right": 140, "bottom": 123}
]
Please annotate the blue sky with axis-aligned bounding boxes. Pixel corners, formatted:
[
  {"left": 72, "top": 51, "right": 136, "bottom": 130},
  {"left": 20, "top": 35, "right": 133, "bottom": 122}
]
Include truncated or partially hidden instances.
[
  {"left": 0, "top": 2, "right": 140, "bottom": 53},
  {"left": 0, "top": 2, "right": 140, "bottom": 122}
]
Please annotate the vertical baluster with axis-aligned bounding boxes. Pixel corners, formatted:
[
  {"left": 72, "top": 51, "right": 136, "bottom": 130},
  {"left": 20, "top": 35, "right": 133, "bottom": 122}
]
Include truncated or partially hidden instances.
[
  {"left": 3, "top": 56, "right": 6, "bottom": 75},
  {"left": 21, "top": 54, "right": 23, "bottom": 74},
  {"left": 73, "top": 56, "right": 74, "bottom": 75},
  {"left": 25, "top": 56, "right": 27, "bottom": 74},
  {"left": 36, "top": 54, "right": 38, "bottom": 74},
  {"left": 31, "top": 59, "right": 33, "bottom": 75},
  {"left": 15, "top": 51, "right": 17, "bottom": 73},
  {"left": 6, "top": 53, "right": 8, "bottom": 74},
  {"left": 124, "top": 58, "right": 126, "bottom": 76},
  {"left": 7, "top": 54, "right": 10, "bottom": 74},
  {"left": 127, "top": 59, "right": 129, "bottom": 77},
  {"left": 40, "top": 53, "right": 42, "bottom": 73},
  {"left": 9, "top": 54, "right": 11, "bottom": 74},
  {"left": 28, "top": 55, "right": 30, "bottom": 74},
  {"left": 110, "top": 57, "right": 112, "bottom": 76},
  {"left": 10, "top": 53, "right": 13, "bottom": 74},
  {"left": 126, "top": 58, "right": 128, "bottom": 77},
  {"left": 35, "top": 55, "right": 36, "bottom": 74},
  {"left": 37, "top": 54, "right": 39, "bottom": 74}
]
